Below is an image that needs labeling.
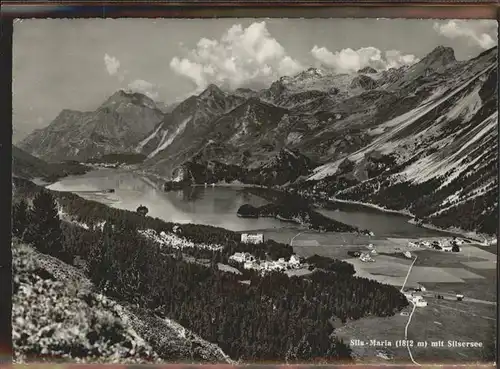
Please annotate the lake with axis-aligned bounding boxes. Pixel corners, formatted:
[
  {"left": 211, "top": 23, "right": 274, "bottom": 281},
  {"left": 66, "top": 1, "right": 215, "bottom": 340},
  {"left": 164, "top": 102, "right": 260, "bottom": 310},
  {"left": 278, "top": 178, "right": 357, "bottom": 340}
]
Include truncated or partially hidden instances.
[
  {"left": 317, "top": 207, "right": 447, "bottom": 238},
  {"left": 47, "top": 168, "right": 295, "bottom": 232},
  {"left": 47, "top": 168, "right": 446, "bottom": 237}
]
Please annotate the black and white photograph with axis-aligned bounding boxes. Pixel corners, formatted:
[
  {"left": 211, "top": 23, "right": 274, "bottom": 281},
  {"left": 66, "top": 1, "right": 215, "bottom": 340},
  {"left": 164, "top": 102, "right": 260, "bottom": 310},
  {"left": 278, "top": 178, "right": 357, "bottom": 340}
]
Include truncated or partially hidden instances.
[{"left": 11, "top": 17, "right": 498, "bottom": 364}]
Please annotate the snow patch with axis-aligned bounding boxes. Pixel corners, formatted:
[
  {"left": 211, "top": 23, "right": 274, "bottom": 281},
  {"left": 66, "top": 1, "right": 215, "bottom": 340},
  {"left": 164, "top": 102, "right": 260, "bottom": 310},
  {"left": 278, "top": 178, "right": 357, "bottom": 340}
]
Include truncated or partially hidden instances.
[
  {"left": 431, "top": 178, "right": 496, "bottom": 218},
  {"left": 286, "top": 132, "right": 303, "bottom": 145},
  {"left": 445, "top": 85, "right": 483, "bottom": 122},
  {"left": 283, "top": 147, "right": 298, "bottom": 159},
  {"left": 309, "top": 64, "right": 496, "bottom": 181},
  {"left": 148, "top": 117, "right": 191, "bottom": 158},
  {"left": 136, "top": 124, "right": 163, "bottom": 152},
  {"left": 401, "top": 111, "right": 496, "bottom": 186}
]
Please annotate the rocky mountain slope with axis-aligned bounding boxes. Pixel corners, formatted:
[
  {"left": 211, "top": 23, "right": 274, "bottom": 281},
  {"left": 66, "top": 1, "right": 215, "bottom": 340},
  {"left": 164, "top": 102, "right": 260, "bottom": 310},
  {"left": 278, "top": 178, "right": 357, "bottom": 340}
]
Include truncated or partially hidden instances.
[
  {"left": 302, "top": 46, "right": 498, "bottom": 235},
  {"left": 135, "top": 85, "right": 246, "bottom": 174},
  {"left": 13, "top": 145, "right": 90, "bottom": 182},
  {"left": 12, "top": 240, "right": 160, "bottom": 363},
  {"left": 165, "top": 147, "right": 316, "bottom": 190},
  {"left": 159, "top": 45, "right": 497, "bottom": 235},
  {"left": 12, "top": 239, "right": 233, "bottom": 363},
  {"left": 20, "top": 45, "right": 498, "bottom": 234},
  {"left": 18, "top": 91, "right": 165, "bottom": 162}
]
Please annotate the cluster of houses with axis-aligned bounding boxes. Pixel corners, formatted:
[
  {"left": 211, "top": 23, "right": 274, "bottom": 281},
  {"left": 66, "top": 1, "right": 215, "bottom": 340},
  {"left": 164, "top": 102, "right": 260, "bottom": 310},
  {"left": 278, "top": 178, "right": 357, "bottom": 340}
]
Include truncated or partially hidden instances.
[
  {"left": 89, "top": 162, "right": 120, "bottom": 168},
  {"left": 229, "top": 252, "right": 303, "bottom": 273},
  {"left": 361, "top": 244, "right": 377, "bottom": 262},
  {"left": 138, "top": 228, "right": 224, "bottom": 251},
  {"left": 404, "top": 287, "right": 428, "bottom": 307},
  {"left": 348, "top": 244, "right": 378, "bottom": 262},
  {"left": 360, "top": 252, "right": 375, "bottom": 262},
  {"left": 481, "top": 237, "right": 497, "bottom": 246},
  {"left": 408, "top": 237, "right": 463, "bottom": 252}
]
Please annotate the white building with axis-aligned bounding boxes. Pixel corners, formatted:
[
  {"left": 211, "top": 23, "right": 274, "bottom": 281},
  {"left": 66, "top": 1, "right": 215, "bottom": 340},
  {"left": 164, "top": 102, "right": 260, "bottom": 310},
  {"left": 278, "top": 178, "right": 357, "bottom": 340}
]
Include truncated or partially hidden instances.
[
  {"left": 415, "top": 299, "right": 428, "bottom": 307},
  {"left": 404, "top": 251, "right": 412, "bottom": 259},
  {"left": 405, "top": 294, "right": 427, "bottom": 307},
  {"left": 360, "top": 253, "right": 374, "bottom": 262},
  {"left": 483, "top": 238, "right": 497, "bottom": 246},
  {"left": 442, "top": 245, "right": 453, "bottom": 252},
  {"left": 289, "top": 255, "right": 301, "bottom": 266},
  {"left": 244, "top": 260, "right": 258, "bottom": 270},
  {"left": 229, "top": 253, "right": 246, "bottom": 263},
  {"left": 241, "top": 233, "right": 264, "bottom": 244},
  {"left": 229, "top": 252, "right": 256, "bottom": 264},
  {"left": 420, "top": 241, "right": 431, "bottom": 248}
]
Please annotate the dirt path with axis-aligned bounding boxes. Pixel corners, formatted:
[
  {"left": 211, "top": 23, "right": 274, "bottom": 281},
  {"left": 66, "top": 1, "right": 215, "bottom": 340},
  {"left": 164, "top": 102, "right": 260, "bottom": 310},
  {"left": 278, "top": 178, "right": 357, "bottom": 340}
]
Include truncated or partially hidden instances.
[{"left": 401, "top": 255, "right": 420, "bottom": 366}]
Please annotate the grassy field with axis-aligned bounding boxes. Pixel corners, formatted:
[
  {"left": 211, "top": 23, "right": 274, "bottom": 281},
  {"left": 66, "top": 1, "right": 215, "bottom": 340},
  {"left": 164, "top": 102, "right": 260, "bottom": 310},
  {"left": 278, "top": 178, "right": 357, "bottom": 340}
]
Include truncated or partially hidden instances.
[
  {"left": 258, "top": 225, "right": 497, "bottom": 363},
  {"left": 412, "top": 249, "right": 487, "bottom": 266},
  {"left": 409, "top": 298, "right": 496, "bottom": 363},
  {"left": 334, "top": 313, "right": 413, "bottom": 363},
  {"left": 410, "top": 246, "right": 497, "bottom": 302},
  {"left": 332, "top": 240, "right": 497, "bottom": 364},
  {"left": 335, "top": 296, "right": 496, "bottom": 364},
  {"left": 420, "top": 267, "right": 497, "bottom": 302}
]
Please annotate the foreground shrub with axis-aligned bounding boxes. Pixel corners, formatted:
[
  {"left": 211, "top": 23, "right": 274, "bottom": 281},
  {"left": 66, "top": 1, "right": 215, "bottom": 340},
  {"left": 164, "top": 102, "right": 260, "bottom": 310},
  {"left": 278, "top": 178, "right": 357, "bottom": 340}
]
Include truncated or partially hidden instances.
[{"left": 12, "top": 241, "right": 160, "bottom": 363}]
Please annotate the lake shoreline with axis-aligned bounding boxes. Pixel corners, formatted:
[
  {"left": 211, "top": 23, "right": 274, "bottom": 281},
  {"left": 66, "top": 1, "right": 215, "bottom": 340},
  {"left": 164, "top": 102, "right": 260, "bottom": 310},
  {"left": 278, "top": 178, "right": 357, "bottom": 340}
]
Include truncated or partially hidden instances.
[
  {"left": 45, "top": 167, "right": 483, "bottom": 241},
  {"left": 324, "top": 197, "right": 486, "bottom": 242}
]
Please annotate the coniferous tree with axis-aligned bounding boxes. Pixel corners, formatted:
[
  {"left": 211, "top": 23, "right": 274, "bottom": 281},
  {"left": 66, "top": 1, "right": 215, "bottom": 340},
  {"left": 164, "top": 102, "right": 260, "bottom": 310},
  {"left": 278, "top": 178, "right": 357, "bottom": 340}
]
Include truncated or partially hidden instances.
[
  {"left": 12, "top": 199, "right": 30, "bottom": 240},
  {"left": 88, "top": 220, "right": 115, "bottom": 292},
  {"left": 29, "top": 190, "right": 64, "bottom": 258}
]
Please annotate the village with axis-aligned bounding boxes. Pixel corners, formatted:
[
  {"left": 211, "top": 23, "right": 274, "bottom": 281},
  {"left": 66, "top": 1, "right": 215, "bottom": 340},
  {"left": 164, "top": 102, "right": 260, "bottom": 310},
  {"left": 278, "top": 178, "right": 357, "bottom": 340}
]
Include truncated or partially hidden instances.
[
  {"left": 137, "top": 225, "right": 494, "bottom": 312},
  {"left": 228, "top": 232, "right": 494, "bottom": 311},
  {"left": 229, "top": 252, "right": 303, "bottom": 273},
  {"left": 231, "top": 232, "right": 473, "bottom": 274},
  {"left": 225, "top": 233, "right": 304, "bottom": 274}
]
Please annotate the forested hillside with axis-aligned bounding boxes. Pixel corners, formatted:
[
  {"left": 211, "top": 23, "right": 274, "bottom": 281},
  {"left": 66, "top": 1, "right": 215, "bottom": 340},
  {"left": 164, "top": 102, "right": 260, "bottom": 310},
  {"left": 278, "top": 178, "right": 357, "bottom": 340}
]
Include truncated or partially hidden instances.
[{"left": 12, "top": 177, "right": 409, "bottom": 363}]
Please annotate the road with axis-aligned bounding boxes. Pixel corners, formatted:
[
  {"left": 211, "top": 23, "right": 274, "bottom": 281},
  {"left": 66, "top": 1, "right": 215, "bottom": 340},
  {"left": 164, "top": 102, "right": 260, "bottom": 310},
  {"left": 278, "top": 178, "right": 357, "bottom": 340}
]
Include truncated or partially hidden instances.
[
  {"left": 290, "top": 231, "right": 306, "bottom": 246},
  {"left": 401, "top": 255, "right": 420, "bottom": 365},
  {"left": 400, "top": 255, "right": 418, "bottom": 292},
  {"left": 404, "top": 302, "right": 419, "bottom": 365}
]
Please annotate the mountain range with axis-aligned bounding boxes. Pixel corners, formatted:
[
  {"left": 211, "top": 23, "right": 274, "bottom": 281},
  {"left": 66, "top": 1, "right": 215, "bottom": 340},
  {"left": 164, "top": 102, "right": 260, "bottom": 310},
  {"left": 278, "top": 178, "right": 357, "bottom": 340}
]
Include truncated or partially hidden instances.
[
  {"left": 17, "top": 45, "right": 498, "bottom": 235},
  {"left": 19, "top": 91, "right": 164, "bottom": 162}
]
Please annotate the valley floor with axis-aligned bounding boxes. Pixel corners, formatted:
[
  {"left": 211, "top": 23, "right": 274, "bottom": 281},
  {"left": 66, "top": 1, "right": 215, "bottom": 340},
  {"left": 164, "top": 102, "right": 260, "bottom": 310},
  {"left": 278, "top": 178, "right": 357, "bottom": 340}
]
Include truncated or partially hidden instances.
[
  {"left": 26, "top": 168, "right": 497, "bottom": 364},
  {"left": 281, "top": 231, "right": 497, "bottom": 364}
]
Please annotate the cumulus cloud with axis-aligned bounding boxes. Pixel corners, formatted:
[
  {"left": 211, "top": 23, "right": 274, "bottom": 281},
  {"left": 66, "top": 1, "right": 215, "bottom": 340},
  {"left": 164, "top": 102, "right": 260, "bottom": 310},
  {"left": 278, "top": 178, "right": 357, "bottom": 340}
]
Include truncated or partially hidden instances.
[
  {"left": 311, "top": 46, "right": 418, "bottom": 73},
  {"left": 102, "top": 54, "right": 159, "bottom": 100},
  {"left": 385, "top": 50, "right": 420, "bottom": 69},
  {"left": 433, "top": 20, "right": 497, "bottom": 49},
  {"left": 170, "top": 21, "right": 304, "bottom": 91},
  {"left": 126, "top": 79, "right": 159, "bottom": 100},
  {"left": 104, "top": 53, "right": 121, "bottom": 76}
]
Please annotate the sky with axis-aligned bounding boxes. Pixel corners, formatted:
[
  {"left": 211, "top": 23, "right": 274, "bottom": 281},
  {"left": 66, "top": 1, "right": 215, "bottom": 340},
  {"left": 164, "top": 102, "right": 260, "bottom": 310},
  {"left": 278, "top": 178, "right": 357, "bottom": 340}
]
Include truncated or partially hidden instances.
[{"left": 12, "top": 18, "right": 498, "bottom": 142}]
